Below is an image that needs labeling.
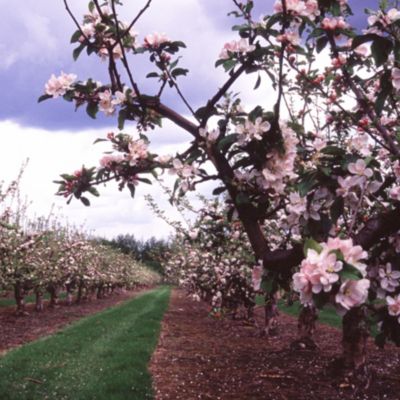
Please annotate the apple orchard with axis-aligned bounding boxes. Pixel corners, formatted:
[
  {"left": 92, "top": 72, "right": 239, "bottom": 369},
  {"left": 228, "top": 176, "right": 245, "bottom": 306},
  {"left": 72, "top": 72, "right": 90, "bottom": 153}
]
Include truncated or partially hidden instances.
[{"left": 36, "top": 0, "right": 400, "bottom": 379}]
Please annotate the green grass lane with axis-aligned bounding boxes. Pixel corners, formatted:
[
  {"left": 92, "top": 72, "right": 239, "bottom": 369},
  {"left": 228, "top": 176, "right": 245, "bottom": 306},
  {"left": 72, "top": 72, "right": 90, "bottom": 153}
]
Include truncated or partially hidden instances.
[{"left": 0, "top": 286, "right": 171, "bottom": 400}]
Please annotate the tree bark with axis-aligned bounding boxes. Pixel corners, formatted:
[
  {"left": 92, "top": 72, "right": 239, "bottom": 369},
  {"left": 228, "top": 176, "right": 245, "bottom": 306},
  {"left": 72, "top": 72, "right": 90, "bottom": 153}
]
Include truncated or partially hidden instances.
[
  {"left": 14, "top": 283, "right": 26, "bottom": 316},
  {"left": 298, "top": 305, "right": 317, "bottom": 338},
  {"left": 264, "top": 292, "right": 279, "bottom": 336},
  {"left": 48, "top": 286, "right": 59, "bottom": 308},
  {"left": 76, "top": 283, "right": 83, "bottom": 304},
  {"left": 35, "top": 289, "right": 44, "bottom": 312},
  {"left": 342, "top": 307, "right": 369, "bottom": 371}
]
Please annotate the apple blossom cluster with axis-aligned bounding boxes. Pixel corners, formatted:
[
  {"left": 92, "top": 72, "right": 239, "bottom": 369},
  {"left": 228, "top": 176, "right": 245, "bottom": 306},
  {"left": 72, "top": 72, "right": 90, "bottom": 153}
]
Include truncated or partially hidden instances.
[
  {"left": 76, "top": 2, "right": 138, "bottom": 61},
  {"left": 45, "top": 72, "right": 77, "bottom": 98},
  {"left": 273, "top": 0, "right": 320, "bottom": 21},
  {"left": 219, "top": 38, "right": 256, "bottom": 60},
  {"left": 258, "top": 123, "right": 299, "bottom": 194},
  {"left": 293, "top": 238, "right": 368, "bottom": 311}
]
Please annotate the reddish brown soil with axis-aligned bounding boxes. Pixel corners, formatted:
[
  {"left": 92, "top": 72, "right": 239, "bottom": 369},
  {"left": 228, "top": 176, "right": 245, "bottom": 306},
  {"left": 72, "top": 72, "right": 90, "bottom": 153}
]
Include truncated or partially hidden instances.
[
  {"left": 0, "top": 288, "right": 149, "bottom": 355},
  {"left": 150, "top": 290, "right": 400, "bottom": 400}
]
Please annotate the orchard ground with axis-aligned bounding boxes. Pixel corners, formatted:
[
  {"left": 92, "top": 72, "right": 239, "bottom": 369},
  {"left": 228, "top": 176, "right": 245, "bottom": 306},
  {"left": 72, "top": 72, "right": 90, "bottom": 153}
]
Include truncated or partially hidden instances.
[{"left": 1, "top": 286, "right": 400, "bottom": 399}]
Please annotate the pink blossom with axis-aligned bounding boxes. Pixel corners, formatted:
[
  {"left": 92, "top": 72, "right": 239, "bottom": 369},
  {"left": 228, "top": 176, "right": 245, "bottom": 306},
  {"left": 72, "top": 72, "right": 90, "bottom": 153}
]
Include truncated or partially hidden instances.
[
  {"left": 326, "top": 237, "right": 367, "bottom": 276},
  {"left": 219, "top": 39, "right": 255, "bottom": 59},
  {"left": 274, "top": 0, "right": 320, "bottom": 20},
  {"left": 98, "top": 90, "right": 115, "bottom": 116},
  {"left": 387, "top": 294, "right": 400, "bottom": 322},
  {"left": 348, "top": 159, "right": 373, "bottom": 178},
  {"left": 379, "top": 263, "right": 400, "bottom": 293},
  {"left": 45, "top": 72, "right": 77, "bottom": 98},
  {"left": 126, "top": 139, "right": 148, "bottom": 166},
  {"left": 277, "top": 31, "right": 300, "bottom": 46},
  {"left": 335, "top": 279, "right": 370, "bottom": 310},
  {"left": 392, "top": 68, "right": 400, "bottom": 91},
  {"left": 321, "top": 17, "right": 349, "bottom": 31},
  {"left": 143, "top": 32, "right": 170, "bottom": 49},
  {"left": 387, "top": 8, "right": 400, "bottom": 23},
  {"left": 389, "top": 186, "right": 400, "bottom": 201},
  {"left": 99, "top": 154, "right": 124, "bottom": 168}
]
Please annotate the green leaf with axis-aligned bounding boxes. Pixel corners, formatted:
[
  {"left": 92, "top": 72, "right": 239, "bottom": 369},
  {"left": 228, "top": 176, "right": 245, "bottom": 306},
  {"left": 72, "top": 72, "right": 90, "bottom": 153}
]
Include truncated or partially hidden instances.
[
  {"left": 70, "top": 30, "right": 82, "bottom": 44},
  {"left": 38, "top": 94, "right": 52, "bottom": 103},
  {"left": 86, "top": 103, "right": 98, "bottom": 119},
  {"left": 298, "top": 171, "right": 318, "bottom": 196},
  {"left": 223, "top": 59, "right": 237, "bottom": 72},
  {"left": 80, "top": 197, "right": 90, "bottom": 206},
  {"left": 137, "top": 177, "right": 152, "bottom": 185},
  {"left": 118, "top": 109, "right": 127, "bottom": 130},
  {"left": 371, "top": 37, "right": 393, "bottom": 67},
  {"left": 341, "top": 264, "right": 362, "bottom": 281},
  {"left": 93, "top": 138, "right": 107, "bottom": 144},
  {"left": 316, "top": 36, "right": 329, "bottom": 53},
  {"left": 127, "top": 183, "right": 136, "bottom": 198},
  {"left": 73, "top": 43, "right": 86, "bottom": 61},
  {"left": 212, "top": 186, "right": 226, "bottom": 196},
  {"left": 217, "top": 134, "right": 238, "bottom": 152},
  {"left": 351, "top": 33, "right": 381, "bottom": 50},
  {"left": 303, "top": 238, "right": 322, "bottom": 256},
  {"left": 171, "top": 68, "right": 189, "bottom": 78},
  {"left": 146, "top": 72, "right": 159, "bottom": 78},
  {"left": 254, "top": 74, "right": 261, "bottom": 90}
]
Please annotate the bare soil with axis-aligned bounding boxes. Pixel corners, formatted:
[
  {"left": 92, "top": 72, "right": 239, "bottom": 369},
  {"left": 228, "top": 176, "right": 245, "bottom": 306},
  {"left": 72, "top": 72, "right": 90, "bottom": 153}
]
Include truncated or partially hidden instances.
[
  {"left": 150, "top": 289, "right": 400, "bottom": 400},
  {"left": 0, "top": 287, "right": 150, "bottom": 355}
]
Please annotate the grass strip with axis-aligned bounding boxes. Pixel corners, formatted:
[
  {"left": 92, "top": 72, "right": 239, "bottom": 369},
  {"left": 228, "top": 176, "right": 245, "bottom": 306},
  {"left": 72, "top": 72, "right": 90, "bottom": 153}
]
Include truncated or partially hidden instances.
[{"left": 0, "top": 286, "right": 170, "bottom": 400}]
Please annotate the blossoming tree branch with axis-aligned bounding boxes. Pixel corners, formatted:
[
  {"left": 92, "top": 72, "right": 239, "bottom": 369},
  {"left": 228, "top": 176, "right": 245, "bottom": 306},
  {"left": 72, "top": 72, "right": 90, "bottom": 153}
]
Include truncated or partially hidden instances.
[{"left": 41, "top": 0, "right": 400, "bottom": 375}]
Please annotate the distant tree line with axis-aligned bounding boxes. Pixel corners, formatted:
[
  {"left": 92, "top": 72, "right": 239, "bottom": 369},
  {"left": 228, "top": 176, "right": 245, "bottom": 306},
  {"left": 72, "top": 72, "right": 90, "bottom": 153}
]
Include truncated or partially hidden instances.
[{"left": 100, "top": 235, "right": 171, "bottom": 275}]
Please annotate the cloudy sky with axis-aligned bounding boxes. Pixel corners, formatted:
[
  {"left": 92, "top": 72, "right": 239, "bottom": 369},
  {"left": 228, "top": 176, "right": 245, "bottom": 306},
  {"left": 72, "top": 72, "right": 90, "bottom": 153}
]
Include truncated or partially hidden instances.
[{"left": 0, "top": 0, "right": 380, "bottom": 240}]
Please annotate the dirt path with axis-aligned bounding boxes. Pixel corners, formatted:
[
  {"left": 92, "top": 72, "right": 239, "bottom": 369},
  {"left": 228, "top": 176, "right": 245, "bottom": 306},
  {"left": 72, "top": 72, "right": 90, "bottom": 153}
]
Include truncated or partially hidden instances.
[
  {"left": 0, "top": 287, "right": 151, "bottom": 355},
  {"left": 150, "top": 289, "right": 400, "bottom": 400}
]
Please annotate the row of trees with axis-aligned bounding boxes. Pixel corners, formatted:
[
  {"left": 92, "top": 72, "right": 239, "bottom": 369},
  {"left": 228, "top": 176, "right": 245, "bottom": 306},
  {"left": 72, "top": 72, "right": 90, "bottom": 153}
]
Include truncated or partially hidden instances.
[
  {"left": 43, "top": 0, "right": 400, "bottom": 384},
  {"left": 0, "top": 175, "right": 160, "bottom": 315},
  {"left": 101, "top": 234, "right": 170, "bottom": 274}
]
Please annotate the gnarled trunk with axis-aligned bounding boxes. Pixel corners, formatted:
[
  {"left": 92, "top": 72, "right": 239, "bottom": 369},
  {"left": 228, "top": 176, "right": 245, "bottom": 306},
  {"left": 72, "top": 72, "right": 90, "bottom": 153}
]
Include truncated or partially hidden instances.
[
  {"left": 290, "top": 305, "right": 318, "bottom": 351},
  {"left": 264, "top": 292, "right": 279, "bottom": 336},
  {"left": 298, "top": 305, "right": 317, "bottom": 338},
  {"left": 76, "top": 283, "right": 84, "bottom": 304},
  {"left": 48, "top": 285, "right": 59, "bottom": 308},
  {"left": 97, "top": 285, "right": 104, "bottom": 299},
  {"left": 14, "top": 283, "right": 26, "bottom": 316},
  {"left": 342, "top": 307, "right": 368, "bottom": 371},
  {"left": 35, "top": 289, "right": 44, "bottom": 312}
]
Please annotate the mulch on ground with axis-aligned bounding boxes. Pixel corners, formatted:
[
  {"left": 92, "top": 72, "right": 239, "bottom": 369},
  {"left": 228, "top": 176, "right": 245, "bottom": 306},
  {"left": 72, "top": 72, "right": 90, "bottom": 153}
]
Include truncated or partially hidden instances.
[
  {"left": 0, "top": 288, "right": 148, "bottom": 355},
  {"left": 150, "top": 289, "right": 400, "bottom": 400}
]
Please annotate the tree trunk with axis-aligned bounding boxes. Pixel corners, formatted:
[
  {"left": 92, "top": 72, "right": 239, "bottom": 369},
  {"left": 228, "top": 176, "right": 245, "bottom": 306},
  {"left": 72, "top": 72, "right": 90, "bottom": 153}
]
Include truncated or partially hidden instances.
[
  {"left": 14, "top": 283, "right": 26, "bottom": 316},
  {"left": 35, "top": 290, "right": 44, "bottom": 312},
  {"left": 97, "top": 285, "right": 103, "bottom": 299},
  {"left": 66, "top": 286, "right": 73, "bottom": 306},
  {"left": 290, "top": 305, "right": 318, "bottom": 351},
  {"left": 264, "top": 292, "right": 279, "bottom": 336},
  {"left": 48, "top": 286, "right": 59, "bottom": 308},
  {"left": 298, "top": 305, "right": 317, "bottom": 338},
  {"left": 76, "top": 283, "right": 83, "bottom": 304},
  {"left": 342, "top": 307, "right": 369, "bottom": 371}
]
